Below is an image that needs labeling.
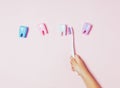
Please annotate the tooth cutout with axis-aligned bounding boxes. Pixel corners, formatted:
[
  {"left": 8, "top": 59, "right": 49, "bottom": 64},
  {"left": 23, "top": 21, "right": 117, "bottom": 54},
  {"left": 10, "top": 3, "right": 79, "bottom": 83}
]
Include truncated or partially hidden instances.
[
  {"left": 39, "top": 23, "right": 48, "bottom": 36},
  {"left": 59, "top": 24, "right": 67, "bottom": 36},
  {"left": 82, "top": 23, "right": 92, "bottom": 35},
  {"left": 19, "top": 26, "right": 29, "bottom": 38}
]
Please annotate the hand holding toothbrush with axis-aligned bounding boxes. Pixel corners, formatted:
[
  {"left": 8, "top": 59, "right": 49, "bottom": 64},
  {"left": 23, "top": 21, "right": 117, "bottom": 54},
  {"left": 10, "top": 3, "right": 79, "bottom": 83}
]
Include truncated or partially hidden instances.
[{"left": 70, "top": 54, "right": 101, "bottom": 88}]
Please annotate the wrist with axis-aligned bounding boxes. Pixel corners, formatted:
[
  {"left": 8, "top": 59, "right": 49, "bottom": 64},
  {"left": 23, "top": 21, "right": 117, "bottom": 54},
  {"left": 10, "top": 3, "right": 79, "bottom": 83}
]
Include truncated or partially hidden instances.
[{"left": 78, "top": 68, "right": 90, "bottom": 78}]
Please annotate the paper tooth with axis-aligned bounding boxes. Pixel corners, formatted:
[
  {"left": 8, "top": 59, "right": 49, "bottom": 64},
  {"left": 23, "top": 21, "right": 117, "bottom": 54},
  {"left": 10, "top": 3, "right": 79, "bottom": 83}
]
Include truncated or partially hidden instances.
[
  {"left": 39, "top": 23, "right": 48, "bottom": 35},
  {"left": 19, "top": 26, "right": 29, "bottom": 38},
  {"left": 59, "top": 24, "right": 67, "bottom": 36},
  {"left": 82, "top": 23, "right": 92, "bottom": 35}
]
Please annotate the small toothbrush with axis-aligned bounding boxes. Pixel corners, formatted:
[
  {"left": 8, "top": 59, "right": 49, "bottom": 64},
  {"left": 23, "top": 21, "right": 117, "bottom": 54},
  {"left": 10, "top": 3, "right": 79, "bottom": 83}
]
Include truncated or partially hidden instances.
[
  {"left": 59, "top": 24, "right": 76, "bottom": 57},
  {"left": 68, "top": 26, "right": 76, "bottom": 57}
]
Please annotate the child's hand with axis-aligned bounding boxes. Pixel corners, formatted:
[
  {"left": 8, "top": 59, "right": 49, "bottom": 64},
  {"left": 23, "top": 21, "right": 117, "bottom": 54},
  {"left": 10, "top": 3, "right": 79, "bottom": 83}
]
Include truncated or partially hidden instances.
[
  {"left": 70, "top": 55, "right": 88, "bottom": 77},
  {"left": 70, "top": 54, "right": 102, "bottom": 88}
]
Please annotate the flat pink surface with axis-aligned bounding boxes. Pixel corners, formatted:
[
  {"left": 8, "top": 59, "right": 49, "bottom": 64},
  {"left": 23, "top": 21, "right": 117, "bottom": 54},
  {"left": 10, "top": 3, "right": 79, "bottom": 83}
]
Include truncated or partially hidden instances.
[{"left": 0, "top": 0, "right": 120, "bottom": 88}]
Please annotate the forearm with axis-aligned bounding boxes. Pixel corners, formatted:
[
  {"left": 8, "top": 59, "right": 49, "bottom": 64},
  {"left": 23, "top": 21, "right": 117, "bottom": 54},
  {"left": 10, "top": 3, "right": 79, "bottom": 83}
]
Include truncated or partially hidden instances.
[
  {"left": 81, "top": 70, "right": 101, "bottom": 88},
  {"left": 70, "top": 55, "right": 101, "bottom": 88}
]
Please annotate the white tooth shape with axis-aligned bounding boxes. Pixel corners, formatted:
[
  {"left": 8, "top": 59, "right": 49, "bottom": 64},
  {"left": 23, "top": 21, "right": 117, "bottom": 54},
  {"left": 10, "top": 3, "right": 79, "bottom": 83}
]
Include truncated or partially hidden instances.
[
  {"left": 59, "top": 24, "right": 67, "bottom": 36},
  {"left": 39, "top": 23, "right": 48, "bottom": 36},
  {"left": 82, "top": 23, "right": 92, "bottom": 35},
  {"left": 19, "top": 26, "right": 29, "bottom": 38}
]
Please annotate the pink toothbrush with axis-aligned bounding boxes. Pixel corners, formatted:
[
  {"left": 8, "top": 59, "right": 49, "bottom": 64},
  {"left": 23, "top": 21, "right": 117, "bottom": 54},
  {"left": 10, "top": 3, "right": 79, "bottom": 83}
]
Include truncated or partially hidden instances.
[{"left": 59, "top": 24, "right": 76, "bottom": 57}]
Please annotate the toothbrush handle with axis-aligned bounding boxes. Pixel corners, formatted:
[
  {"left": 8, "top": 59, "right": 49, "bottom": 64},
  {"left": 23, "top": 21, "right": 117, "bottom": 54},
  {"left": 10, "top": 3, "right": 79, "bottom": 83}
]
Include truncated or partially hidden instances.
[{"left": 71, "top": 28, "right": 76, "bottom": 57}]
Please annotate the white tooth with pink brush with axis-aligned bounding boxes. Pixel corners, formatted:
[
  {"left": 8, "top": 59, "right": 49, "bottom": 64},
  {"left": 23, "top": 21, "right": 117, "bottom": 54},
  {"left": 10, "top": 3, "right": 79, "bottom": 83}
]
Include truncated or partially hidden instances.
[{"left": 59, "top": 24, "right": 76, "bottom": 57}]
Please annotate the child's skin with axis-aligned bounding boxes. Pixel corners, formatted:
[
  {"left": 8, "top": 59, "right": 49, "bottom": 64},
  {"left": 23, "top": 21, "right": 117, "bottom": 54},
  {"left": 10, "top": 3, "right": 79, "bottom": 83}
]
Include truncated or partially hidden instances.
[{"left": 70, "top": 54, "right": 101, "bottom": 88}]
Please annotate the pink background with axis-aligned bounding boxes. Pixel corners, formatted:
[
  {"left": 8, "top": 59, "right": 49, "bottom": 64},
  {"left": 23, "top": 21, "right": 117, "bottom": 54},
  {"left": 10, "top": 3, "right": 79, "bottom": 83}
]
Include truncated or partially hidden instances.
[{"left": 0, "top": 0, "right": 120, "bottom": 88}]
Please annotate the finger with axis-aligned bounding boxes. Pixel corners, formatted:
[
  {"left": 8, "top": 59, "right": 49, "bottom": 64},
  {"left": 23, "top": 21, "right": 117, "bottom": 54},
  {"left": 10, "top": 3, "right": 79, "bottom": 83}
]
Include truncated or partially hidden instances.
[
  {"left": 74, "top": 54, "right": 83, "bottom": 64},
  {"left": 71, "top": 66, "right": 75, "bottom": 71},
  {"left": 70, "top": 59, "right": 75, "bottom": 72},
  {"left": 70, "top": 58, "right": 77, "bottom": 65},
  {"left": 70, "top": 56, "right": 74, "bottom": 59}
]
